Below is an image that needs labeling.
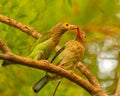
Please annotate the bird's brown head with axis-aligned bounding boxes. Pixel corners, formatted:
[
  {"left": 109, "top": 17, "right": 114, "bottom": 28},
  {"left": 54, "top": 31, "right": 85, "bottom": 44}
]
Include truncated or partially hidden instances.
[
  {"left": 50, "top": 22, "right": 78, "bottom": 43},
  {"left": 51, "top": 22, "right": 78, "bottom": 34},
  {"left": 61, "top": 22, "right": 78, "bottom": 30}
]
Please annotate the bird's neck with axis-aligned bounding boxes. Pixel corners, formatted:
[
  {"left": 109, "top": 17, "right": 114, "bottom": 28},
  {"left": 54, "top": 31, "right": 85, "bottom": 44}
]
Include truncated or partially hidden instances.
[
  {"left": 75, "top": 37, "right": 86, "bottom": 47},
  {"left": 51, "top": 31, "right": 63, "bottom": 45}
]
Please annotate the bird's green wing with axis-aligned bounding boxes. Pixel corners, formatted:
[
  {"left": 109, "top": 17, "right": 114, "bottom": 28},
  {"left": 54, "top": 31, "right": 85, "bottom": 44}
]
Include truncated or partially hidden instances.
[
  {"left": 28, "top": 31, "right": 52, "bottom": 55},
  {"left": 36, "top": 31, "right": 52, "bottom": 45},
  {"left": 33, "top": 31, "right": 52, "bottom": 48},
  {"left": 51, "top": 46, "right": 65, "bottom": 65}
]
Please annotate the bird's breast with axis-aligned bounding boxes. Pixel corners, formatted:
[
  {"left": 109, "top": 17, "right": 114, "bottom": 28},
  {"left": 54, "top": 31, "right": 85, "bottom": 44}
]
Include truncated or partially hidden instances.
[{"left": 65, "top": 40, "right": 85, "bottom": 61}]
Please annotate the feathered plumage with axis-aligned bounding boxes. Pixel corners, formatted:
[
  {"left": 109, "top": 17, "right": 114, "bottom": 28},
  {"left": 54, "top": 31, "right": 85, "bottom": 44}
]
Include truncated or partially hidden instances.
[{"left": 33, "top": 27, "right": 87, "bottom": 93}]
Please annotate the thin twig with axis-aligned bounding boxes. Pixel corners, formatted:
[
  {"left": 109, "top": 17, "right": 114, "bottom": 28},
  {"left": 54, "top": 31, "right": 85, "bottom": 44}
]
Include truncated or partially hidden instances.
[
  {"left": 53, "top": 80, "right": 62, "bottom": 96},
  {"left": 0, "top": 14, "right": 41, "bottom": 39},
  {"left": 0, "top": 38, "right": 11, "bottom": 53}
]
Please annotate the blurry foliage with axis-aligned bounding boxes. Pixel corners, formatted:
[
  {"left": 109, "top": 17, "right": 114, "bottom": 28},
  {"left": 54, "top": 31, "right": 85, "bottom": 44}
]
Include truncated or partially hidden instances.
[{"left": 0, "top": 0, "right": 120, "bottom": 96}]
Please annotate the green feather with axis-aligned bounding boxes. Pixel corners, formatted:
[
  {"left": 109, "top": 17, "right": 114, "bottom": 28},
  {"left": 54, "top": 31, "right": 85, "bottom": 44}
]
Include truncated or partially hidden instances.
[
  {"left": 51, "top": 46, "right": 65, "bottom": 64},
  {"left": 28, "top": 31, "right": 52, "bottom": 55},
  {"left": 34, "top": 32, "right": 52, "bottom": 47}
]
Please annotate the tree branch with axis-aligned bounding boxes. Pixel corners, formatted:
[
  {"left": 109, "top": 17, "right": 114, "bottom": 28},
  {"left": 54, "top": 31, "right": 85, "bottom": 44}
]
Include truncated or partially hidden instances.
[
  {"left": 0, "top": 14, "right": 41, "bottom": 39},
  {"left": 76, "top": 62, "right": 101, "bottom": 88},
  {"left": 76, "top": 62, "right": 107, "bottom": 96},
  {"left": 0, "top": 14, "right": 61, "bottom": 52},
  {"left": 0, "top": 39, "right": 107, "bottom": 96},
  {"left": 0, "top": 39, "right": 11, "bottom": 53}
]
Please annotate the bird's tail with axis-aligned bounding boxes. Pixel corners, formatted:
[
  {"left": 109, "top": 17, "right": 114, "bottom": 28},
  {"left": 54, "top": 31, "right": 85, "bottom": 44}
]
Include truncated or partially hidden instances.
[{"left": 33, "top": 75, "right": 50, "bottom": 93}]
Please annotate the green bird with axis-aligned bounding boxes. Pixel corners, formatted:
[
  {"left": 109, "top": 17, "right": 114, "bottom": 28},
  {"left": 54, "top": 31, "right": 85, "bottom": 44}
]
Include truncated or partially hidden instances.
[
  {"left": 2, "top": 22, "right": 77, "bottom": 66},
  {"left": 32, "top": 27, "right": 87, "bottom": 93},
  {"left": 28, "top": 22, "right": 77, "bottom": 60}
]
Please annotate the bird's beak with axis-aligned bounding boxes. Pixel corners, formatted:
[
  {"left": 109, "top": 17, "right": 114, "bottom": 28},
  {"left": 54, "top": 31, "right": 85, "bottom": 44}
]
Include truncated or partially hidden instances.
[
  {"left": 77, "top": 27, "right": 81, "bottom": 37},
  {"left": 68, "top": 25, "right": 78, "bottom": 30}
]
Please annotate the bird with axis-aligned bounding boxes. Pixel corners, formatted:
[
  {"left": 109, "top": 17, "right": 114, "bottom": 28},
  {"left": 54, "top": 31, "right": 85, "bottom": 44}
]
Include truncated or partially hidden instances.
[
  {"left": 2, "top": 22, "right": 78, "bottom": 66},
  {"left": 32, "top": 27, "right": 87, "bottom": 94}
]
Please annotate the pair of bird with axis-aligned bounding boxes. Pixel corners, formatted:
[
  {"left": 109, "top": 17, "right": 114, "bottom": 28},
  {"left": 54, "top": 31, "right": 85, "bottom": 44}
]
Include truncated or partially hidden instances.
[
  {"left": 2, "top": 22, "right": 87, "bottom": 94},
  {"left": 30, "top": 22, "right": 87, "bottom": 93}
]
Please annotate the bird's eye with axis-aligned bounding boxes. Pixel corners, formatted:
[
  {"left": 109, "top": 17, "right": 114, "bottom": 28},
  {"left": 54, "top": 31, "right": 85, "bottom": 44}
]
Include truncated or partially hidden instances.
[
  {"left": 62, "top": 23, "right": 69, "bottom": 29},
  {"left": 66, "top": 23, "right": 69, "bottom": 26}
]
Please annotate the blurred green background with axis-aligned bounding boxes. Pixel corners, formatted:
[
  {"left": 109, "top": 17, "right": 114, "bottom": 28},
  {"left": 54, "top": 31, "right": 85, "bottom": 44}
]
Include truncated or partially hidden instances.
[{"left": 0, "top": 0, "right": 120, "bottom": 96}]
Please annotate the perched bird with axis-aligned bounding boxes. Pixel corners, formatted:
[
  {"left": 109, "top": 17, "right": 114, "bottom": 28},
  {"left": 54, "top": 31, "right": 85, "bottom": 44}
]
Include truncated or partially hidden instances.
[
  {"left": 2, "top": 22, "right": 77, "bottom": 66},
  {"left": 32, "top": 27, "right": 87, "bottom": 93},
  {"left": 28, "top": 22, "right": 77, "bottom": 60}
]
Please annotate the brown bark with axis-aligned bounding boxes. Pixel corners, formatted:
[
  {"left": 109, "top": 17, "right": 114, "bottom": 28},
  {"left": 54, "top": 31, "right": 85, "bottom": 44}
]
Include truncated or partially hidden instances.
[
  {"left": 77, "top": 62, "right": 101, "bottom": 88},
  {"left": 0, "top": 14, "right": 41, "bottom": 39},
  {"left": 76, "top": 62, "right": 107, "bottom": 96}
]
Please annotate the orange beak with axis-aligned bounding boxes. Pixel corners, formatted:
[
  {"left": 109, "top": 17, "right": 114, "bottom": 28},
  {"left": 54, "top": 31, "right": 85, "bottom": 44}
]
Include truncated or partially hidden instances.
[
  {"left": 77, "top": 27, "right": 81, "bottom": 37},
  {"left": 68, "top": 25, "right": 78, "bottom": 30}
]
